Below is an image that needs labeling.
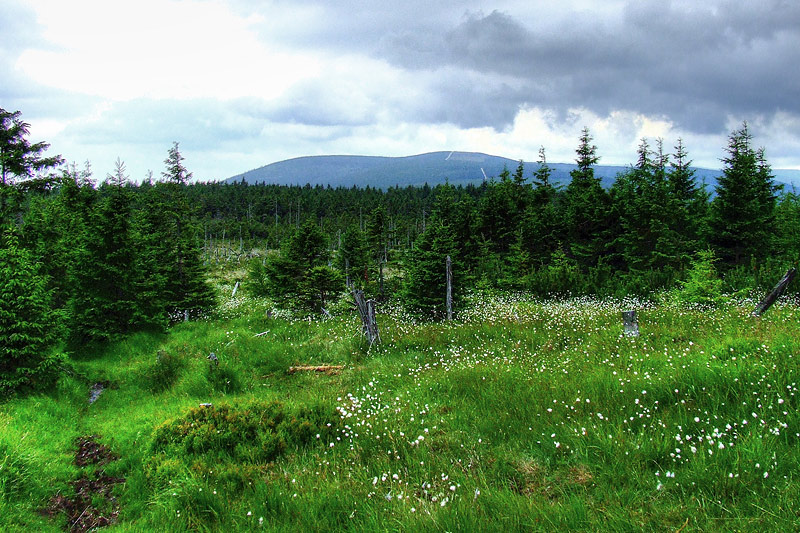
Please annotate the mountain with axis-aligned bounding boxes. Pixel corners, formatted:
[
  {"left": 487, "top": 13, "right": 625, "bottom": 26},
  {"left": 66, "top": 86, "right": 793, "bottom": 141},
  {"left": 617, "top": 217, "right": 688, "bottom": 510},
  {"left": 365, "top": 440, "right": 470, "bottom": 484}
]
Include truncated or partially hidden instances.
[{"left": 226, "top": 151, "right": 800, "bottom": 191}]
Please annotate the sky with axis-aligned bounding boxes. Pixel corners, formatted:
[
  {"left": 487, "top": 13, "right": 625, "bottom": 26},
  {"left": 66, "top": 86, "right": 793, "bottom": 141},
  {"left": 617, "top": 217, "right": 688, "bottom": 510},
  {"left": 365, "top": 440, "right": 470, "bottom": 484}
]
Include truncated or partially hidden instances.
[{"left": 3, "top": 0, "right": 800, "bottom": 183}]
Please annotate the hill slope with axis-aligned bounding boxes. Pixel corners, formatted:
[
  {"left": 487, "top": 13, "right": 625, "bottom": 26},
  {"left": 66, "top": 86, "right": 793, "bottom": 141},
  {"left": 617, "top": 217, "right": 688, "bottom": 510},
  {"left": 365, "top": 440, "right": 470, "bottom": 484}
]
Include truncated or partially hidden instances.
[{"left": 227, "top": 151, "right": 800, "bottom": 191}]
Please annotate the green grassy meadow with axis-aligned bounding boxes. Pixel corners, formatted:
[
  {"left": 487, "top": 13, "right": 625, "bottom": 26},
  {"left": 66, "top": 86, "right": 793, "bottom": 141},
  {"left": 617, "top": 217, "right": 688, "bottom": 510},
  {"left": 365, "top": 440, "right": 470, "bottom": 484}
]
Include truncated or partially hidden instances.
[{"left": 2, "top": 285, "right": 800, "bottom": 531}]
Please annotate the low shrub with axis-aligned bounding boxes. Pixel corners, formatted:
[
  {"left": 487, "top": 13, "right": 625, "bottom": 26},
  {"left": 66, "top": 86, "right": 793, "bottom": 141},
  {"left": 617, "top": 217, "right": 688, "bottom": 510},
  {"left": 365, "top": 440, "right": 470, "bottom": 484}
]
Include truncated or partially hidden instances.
[
  {"left": 147, "top": 401, "right": 339, "bottom": 490},
  {"left": 670, "top": 249, "right": 726, "bottom": 306}
]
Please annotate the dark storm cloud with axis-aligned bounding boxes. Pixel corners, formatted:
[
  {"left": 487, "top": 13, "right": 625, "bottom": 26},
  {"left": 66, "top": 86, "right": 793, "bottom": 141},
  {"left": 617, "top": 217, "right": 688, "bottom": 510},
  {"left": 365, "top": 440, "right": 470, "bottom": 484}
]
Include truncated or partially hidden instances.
[
  {"left": 424, "top": 3, "right": 800, "bottom": 132},
  {"left": 258, "top": 0, "right": 800, "bottom": 135}
]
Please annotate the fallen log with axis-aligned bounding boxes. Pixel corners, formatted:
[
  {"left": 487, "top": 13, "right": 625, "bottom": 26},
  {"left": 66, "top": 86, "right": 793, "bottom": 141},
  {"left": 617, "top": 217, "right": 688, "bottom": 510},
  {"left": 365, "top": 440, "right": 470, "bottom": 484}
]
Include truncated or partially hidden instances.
[
  {"left": 752, "top": 268, "right": 796, "bottom": 317},
  {"left": 287, "top": 365, "right": 344, "bottom": 374}
]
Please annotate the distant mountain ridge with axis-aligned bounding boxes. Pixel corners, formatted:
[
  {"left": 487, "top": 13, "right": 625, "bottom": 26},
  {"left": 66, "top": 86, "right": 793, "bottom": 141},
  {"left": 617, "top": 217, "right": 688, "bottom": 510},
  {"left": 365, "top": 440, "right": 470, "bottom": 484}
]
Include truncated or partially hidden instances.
[{"left": 226, "top": 151, "right": 800, "bottom": 191}]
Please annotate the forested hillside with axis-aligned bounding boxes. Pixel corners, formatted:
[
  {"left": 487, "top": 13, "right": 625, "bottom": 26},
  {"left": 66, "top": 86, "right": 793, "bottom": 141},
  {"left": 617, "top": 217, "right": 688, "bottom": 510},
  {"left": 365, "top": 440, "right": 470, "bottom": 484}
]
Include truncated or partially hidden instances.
[{"left": 226, "top": 150, "right": 800, "bottom": 192}]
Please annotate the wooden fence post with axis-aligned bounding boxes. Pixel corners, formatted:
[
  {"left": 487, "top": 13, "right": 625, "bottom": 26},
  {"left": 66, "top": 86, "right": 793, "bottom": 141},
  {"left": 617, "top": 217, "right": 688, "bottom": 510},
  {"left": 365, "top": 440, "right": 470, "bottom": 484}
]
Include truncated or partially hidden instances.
[
  {"left": 353, "top": 289, "right": 381, "bottom": 346},
  {"left": 446, "top": 255, "right": 453, "bottom": 321}
]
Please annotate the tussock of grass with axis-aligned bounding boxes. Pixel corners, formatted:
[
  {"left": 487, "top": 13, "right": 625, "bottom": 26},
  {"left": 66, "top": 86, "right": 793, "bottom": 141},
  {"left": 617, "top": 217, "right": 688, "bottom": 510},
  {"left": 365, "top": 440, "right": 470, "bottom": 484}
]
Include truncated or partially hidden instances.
[{"left": 2, "top": 290, "right": 799, "bottom": 531}]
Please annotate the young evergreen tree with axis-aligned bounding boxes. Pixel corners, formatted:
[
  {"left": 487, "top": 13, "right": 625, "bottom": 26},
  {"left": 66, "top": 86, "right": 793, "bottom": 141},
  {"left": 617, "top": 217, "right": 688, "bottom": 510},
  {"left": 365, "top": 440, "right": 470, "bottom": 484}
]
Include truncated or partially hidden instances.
[
  {"left": 611, "top": 138, "right": 677, "bottom": 274},
  {"left": 0, "top": 231, "right": 64, "bottom": 394},
  {"left": 563, "top": 127, "right": 611, "bottom": 270},
  {"left": 136, "top": 143, "right": 214, "bottom": 321},
  {"left": 476, "top": 166, "right": 525, "bottom": 256},
  {"left": 404, "top": 190, "right": 460, "bottom": 318},
  {"left": 258, "top": 218, "right": 338, "bottom": 311},
  {"left": 1, "top": 108, "right": 63, "bottom": 223},
  {"left": 710, "top": 123, "right": 779, "bottom": 267},
  {"left": 366, "top": 205, "right": 387, "bottom": 295},
  {"left": 66, "top": 160, "right": 143, "bottom": 343},
  {"left": 516, "top": 147, "right": 563, "bottom": 276},
  {"left": 300, "top": 265, "right": 344, "bottom": 312},
  {"left": 0, "top": 108, "right": 62, "bottom": 184},
  {"left": 774, "top": 187, "right": 800, "bottom": 263},
  {"left": 667, "top": 138, "right": 707, "bottom": 268},
  {"left": 337, "top": 225, "right": 369, "bottom": 288}
]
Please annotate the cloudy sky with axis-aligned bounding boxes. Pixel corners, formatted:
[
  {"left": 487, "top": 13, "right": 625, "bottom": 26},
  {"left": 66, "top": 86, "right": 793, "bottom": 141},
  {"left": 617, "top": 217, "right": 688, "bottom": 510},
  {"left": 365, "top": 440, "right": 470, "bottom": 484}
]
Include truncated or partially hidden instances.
[{"left": 3, "top": 0, "right": 800, "bottom": 182}]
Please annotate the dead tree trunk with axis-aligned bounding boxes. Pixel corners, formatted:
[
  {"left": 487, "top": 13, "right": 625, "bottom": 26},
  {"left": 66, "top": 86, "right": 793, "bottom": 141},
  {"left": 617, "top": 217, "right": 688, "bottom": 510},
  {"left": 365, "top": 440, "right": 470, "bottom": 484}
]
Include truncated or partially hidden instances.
[
  {"left": 752, "top": 268, "right": 796, "bottom": 317},
  {"left": 353, "top": 289, "right": 381, "bottom": 346},
  {"left": 446, "top": 255, "right": 453, "bottom": 321}
]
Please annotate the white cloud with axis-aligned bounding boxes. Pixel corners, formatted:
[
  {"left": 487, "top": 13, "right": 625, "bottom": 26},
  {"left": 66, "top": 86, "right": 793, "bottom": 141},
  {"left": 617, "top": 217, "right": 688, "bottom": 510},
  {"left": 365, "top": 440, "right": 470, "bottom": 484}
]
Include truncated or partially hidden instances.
[{"left": 18, "top": 0, "right": 320, "bottom": 101}]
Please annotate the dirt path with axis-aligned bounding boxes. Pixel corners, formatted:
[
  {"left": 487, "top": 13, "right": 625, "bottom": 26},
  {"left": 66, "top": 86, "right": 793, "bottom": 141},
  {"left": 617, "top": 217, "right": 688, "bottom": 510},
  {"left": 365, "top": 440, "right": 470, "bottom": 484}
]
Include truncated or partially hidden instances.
[{"left": 41, "top": 435, "right": 125, "bottom": 533}]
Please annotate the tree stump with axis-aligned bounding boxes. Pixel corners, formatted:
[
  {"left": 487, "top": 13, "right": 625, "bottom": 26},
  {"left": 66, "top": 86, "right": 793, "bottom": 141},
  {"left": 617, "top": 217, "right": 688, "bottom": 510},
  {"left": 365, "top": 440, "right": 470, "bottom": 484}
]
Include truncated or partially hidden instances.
[{"left": 622, "top": 310, "right": 639, "bottom": 337}]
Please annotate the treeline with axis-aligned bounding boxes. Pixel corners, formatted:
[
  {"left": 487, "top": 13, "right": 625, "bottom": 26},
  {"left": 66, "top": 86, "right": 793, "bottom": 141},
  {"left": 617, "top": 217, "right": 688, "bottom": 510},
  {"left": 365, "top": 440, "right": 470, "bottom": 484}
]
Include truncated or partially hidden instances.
[{"left": 191, "top": 125, "right": 799, "bottom": 314}]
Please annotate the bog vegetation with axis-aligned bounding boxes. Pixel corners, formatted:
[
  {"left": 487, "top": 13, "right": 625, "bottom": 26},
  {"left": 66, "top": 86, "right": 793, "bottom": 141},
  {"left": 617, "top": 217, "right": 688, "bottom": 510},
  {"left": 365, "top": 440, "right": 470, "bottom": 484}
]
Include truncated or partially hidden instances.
[{"left": 1, "top": 107, "right": 800, "bottom": 531}]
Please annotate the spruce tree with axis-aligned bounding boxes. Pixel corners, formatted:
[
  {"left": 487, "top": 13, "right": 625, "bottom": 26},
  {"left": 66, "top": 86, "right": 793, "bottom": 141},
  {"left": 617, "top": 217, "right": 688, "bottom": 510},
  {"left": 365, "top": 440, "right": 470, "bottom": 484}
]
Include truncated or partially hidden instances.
[
  {"left": 710, "top": 123, "right": 779, "bottom": 267},
  {"left": 258, "top": 219, "right": 337, "bottom": 311},
  {"left": 0, "top": 231, "right": 64, "bottom": 394},
  {"left": 667, "top": 138, "right": 707, "bottom": 268},
  {"left": 476, "top": 167, "right": 524, "bottom": 256},
  {"left": 563, "top": 128, "right": 611, "bottom": 270},
  {"left": 67, "top": 160, "right": 143, "bottom": 343},
  {"left": 404, "top": 191, "right": 460, "bottom": 318},
  {"left": 516, "top": 147, "right": 563, "bottom": 275},
  {"left": 1, "top": 108, "right": 63, "bottom": 224},
  {"left": 337, "top": 225, "right": 369, "bottom": 288},
  {"left": 774, "top": 187, "right": 800, "bottom": 263},
  {"left": 611, "top": 138, "right": 677, "bottom": 274},
  {"left": 136, "top": 143, "right": 214, "bottom": 321}
]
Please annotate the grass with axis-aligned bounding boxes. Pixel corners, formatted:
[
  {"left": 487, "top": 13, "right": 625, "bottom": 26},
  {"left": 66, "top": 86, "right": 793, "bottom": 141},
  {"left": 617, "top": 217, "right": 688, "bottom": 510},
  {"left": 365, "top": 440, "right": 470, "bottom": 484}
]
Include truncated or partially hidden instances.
[{"left": 2, "top": 287, "right": 800, "bottom": 531}]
